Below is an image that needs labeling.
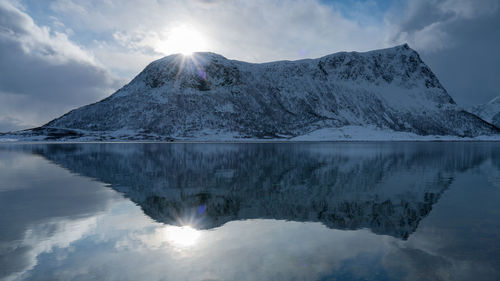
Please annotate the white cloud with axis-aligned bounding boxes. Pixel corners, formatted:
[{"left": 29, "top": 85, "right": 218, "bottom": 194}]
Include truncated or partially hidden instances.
[
  {"left": 48, "top": 0, "right": 387, "bottom": 63},
  {"left": 392, "top": 22, "right": 454, "bottom": 52},
  {"left": 0, "top": 0, "right": 94, "bottom": 64}
]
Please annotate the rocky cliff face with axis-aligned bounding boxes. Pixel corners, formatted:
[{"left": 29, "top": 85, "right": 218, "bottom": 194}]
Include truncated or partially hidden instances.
[
  {"left": 24, "top": 143, "right": 492, "bottom": 239},
  {"left": 20, "top": 44, "right": 496, "bottom": 140}
]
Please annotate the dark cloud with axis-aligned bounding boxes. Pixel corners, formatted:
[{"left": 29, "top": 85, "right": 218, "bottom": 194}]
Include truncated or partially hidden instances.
[
  {"left": 0, "top": 1, "right": 122, "bottom": 132},
  {"left": 421, "top": 14, "right": 500, "bottom": 105},
  {"left": 388, "top": 0, "right": 500, "bottom": 105}
]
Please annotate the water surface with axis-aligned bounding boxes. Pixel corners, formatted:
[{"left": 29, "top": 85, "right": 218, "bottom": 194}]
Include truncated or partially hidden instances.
[{"left": 0, "top": 143, "right": 499, "bottom": 281}]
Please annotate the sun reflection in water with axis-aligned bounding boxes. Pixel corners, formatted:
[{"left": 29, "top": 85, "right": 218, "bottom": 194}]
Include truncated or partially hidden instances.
[{"left": 162, "top": 225, "right": 201, "bottom": 248}]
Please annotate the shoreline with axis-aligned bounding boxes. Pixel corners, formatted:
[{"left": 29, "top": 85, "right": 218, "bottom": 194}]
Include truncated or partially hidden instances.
[{"left": 2, "top": 139, "right": 500, "bottom": 144}]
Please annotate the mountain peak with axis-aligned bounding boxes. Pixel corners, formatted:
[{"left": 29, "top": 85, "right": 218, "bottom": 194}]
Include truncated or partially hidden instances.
[
  {"left": 134, "top": 51, "right": 236, "bottom": 90},
  {"left": 396, "top": 43, "right": 411, "bottom": 51}
]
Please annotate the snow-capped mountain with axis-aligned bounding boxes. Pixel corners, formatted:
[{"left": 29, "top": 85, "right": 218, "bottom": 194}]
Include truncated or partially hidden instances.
[
  {"left": 470, "top": 96, "right": 500, "bottom": 128},
  {"left": 4, "top": 44, "right": 499, "bottom": 140},
  {"left": 21, "top": 142, "right": 491, "bottom": 239}
]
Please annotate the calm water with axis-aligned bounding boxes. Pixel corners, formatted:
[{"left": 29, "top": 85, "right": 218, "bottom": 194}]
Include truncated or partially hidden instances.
[{"left": 0, "top": 143, "right": 499, "bottom": 281}]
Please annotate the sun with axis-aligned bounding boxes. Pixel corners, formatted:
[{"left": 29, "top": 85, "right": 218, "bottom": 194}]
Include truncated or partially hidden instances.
[{"left": 159, "top": 25, "right": 208, "bottom": 56}]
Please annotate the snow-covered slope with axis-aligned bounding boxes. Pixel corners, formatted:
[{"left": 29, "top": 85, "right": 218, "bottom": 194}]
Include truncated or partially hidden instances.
[
  {"left": 470, "top": 96, "right": 500, "bottom": 128},
  {"left": 4, "top": 44, "right": 499, "bottom": 141}
]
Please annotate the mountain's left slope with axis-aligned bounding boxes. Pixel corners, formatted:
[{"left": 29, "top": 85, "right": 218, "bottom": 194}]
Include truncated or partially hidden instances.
[{"left": 2, "top": 44, "right": 499, "bottom": 141}]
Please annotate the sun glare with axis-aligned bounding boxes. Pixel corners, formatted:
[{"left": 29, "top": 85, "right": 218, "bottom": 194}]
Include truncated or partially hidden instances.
[
  {"left": 160, "top": 25, "right": 208, "bottom": 56},
  {"left": 162, "top": 225, "right": 201, "bottom": 247}
]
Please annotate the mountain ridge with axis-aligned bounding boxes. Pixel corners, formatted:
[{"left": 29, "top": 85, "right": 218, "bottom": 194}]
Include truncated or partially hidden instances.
[{"left": 2, "top": 44, "right": 499, "bottom": 141}]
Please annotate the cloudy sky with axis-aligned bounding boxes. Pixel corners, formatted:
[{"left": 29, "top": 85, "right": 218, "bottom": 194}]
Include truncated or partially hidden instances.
[{"left": 0, "top": 0, "right": 499, "bottom": 132}]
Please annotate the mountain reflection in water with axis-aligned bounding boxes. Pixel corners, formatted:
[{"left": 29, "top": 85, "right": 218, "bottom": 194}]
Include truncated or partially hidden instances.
[
  {"left": 1, "top": 142, "right": 500, "bottom": 281},
  {"left": 25, "top": 142, "right": 489, "bottom": 239}
]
